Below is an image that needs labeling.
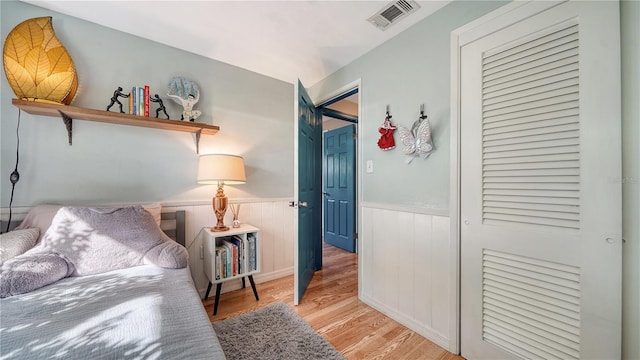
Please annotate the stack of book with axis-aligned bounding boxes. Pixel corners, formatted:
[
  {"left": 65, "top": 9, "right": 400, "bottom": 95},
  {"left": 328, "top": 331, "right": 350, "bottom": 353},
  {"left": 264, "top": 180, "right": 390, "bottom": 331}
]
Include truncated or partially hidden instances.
[
  {"left": 214, "top": 235, "right": 245, "bottom": 280},
  {"left": 129, "top": 85, "right": 150, "bottom": 117}
]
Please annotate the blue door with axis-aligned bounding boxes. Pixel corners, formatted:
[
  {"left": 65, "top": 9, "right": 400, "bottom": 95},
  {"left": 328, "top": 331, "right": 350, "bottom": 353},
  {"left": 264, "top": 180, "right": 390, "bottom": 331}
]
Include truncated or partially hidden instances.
[
  {"left": 295, "top": 80, "right": 322, "bottom": 304},
  {"left": 323, "top": 124, "right": 356, "bottom": 252}
]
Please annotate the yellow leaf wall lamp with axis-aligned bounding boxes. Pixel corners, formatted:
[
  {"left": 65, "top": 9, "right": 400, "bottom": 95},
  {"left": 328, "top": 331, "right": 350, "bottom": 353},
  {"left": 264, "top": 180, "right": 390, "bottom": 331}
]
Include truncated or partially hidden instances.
[{"left": 3, "top": 16, "right": 78, "bottom": 105}]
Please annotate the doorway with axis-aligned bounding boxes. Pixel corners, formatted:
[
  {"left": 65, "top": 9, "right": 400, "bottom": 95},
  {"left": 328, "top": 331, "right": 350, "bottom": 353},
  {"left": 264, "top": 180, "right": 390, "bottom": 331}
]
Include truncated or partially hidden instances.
[
  {"left": 321, "top": 91, "right": 358, "bottom": 253},
  {"left": 294, "top": 80, "right": 361, "bottom": 305}
]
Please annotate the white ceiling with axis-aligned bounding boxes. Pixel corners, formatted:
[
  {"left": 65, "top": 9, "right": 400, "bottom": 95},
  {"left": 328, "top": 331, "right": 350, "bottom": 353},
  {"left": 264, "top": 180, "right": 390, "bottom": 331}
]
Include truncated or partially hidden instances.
[{"left": 22, "top": 0, "right": 450, "bottom": 86}]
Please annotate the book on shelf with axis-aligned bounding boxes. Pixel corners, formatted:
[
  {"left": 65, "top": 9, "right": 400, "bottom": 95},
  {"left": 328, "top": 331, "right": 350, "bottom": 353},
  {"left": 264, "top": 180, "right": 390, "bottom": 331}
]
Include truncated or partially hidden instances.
[
  {"left": 214, "top": 234, "right": 256, "bottom": 280},
  {"left": 247, "top": 233, "right": 257, "bottom": 271},
  {"left": 215, "top": 247, "right": 223, "bottom": 280},
  {"left": 144, "top": 85, "right": 150, "bottom": 117},
  {"left": 230, "top": 235, "right": 243, "bottom": 274},
  {"left": 131, "top": 86, "right": 137, "bottom": 115},
  {"left": 138, "top": 87, "right": 144, "bottom": 116},
  {"left": 128, "top": 91, "right": 133, "bottom": 115},
  {"left": 129, "top": 86, "right": 151, "bottom": 117},
  {"left": 223, "top": 241, "right": 232, "bottom": 278}
]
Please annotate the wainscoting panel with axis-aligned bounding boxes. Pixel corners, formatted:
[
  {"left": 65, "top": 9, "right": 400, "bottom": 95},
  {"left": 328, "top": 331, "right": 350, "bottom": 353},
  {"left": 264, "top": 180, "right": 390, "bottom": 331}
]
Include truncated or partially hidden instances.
[
  {"left": 360, "top": 205, "right": 451, "bottom": 350},
  {"left": 163, "top": 199, "right": 295, "bottom": 297}
]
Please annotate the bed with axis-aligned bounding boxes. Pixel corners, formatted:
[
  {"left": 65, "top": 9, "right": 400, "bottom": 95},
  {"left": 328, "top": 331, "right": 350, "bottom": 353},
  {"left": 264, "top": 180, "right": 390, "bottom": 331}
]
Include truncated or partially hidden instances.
[{"left": 0, "top": 205, "right": 226, "bottom": 360}]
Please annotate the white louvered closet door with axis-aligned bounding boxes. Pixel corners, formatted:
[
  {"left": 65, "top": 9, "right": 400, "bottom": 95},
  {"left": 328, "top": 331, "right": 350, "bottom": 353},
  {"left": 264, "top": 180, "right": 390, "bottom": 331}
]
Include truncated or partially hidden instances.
[{"left": 459, "top": 2, "right": 621, "bottom": 359}]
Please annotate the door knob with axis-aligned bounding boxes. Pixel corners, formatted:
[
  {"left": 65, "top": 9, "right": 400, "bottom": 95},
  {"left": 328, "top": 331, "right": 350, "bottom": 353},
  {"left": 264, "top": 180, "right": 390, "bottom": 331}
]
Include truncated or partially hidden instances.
[
  {"left": 322, "top": 192, "right": 329, "bottom": 196},
  {"left": 289, "top": 201, "right": 308, "bottom": 208}
]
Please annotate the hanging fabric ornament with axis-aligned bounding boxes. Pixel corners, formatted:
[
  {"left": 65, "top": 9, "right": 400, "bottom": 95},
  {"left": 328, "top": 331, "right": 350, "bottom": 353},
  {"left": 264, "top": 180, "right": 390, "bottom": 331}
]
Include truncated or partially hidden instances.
[
  {"left": 397, "top": 107, "right": 434, "bottom": 164},
  {"left": 377, "top": 113, "right": 397, "bottom": 150}
]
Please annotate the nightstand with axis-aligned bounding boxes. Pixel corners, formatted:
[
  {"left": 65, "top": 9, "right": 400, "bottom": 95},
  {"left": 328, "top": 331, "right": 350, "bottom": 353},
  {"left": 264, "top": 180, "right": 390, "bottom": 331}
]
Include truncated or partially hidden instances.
[{"left": 198, "top": 224, "right": 261, "bottom": 315}]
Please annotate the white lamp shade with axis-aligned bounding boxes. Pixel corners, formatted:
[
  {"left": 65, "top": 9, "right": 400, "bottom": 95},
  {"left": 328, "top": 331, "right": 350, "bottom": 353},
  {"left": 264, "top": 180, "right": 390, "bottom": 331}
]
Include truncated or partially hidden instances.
[{"left": 197, "top": 154, "right": 246, "bottom": 185}]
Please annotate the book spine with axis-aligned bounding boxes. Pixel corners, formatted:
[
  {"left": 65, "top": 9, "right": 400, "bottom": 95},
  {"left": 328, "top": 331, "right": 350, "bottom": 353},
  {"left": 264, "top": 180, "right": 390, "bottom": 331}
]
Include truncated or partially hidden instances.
[
  {"left": 242, "top": 237, "right": 249, "bottom": 275},
  {"left": 138, "top": 87, "right": 144, "bottom": 116},
  {"left": 144, "top": 85, "right": 150, "bottom": 117},
  {"left": 215, "top": 248, "right": 222, "bottom": 280},
  {"left": 248, "top": 234, "right": 256, "bottom": 271},
  {"left": 222, "top": 248, "right": 227, "bottom": 278},
  {"left": 232, "top": 243, "right": 237, "bottom": 276},
  {"left": 223, "top": 242, "right": 232, "bottom": 278},
  {"left": 132, "top": 87, "right": 137, "bottom": 115},
  {"left": 232, "top": 235, "right": 243, "bottom": 274},
  {"left": 227, "top": 245, "right": 232, "bottom": 277},
  {"left": 128, "top": 91, "right": 133, "bottom": 115}
]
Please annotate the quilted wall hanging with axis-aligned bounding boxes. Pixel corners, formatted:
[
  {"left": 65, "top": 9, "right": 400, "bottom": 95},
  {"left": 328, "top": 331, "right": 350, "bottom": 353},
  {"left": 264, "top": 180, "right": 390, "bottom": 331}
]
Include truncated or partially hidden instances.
[{"left": 3, "top": 17, "right": 78, "bottom": 105}]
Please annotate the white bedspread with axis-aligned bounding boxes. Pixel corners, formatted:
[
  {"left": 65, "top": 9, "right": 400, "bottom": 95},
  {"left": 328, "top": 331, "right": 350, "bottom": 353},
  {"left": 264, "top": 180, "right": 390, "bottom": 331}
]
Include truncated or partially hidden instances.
[{"left": 0, "top": 265, "right": 225, "bottom": 360}]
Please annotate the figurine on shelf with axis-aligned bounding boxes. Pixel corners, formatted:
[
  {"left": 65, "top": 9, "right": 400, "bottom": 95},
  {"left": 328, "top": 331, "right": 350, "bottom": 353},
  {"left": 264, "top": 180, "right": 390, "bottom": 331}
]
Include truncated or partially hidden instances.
[
  {"left": 166, "top": 77, "right": 202, "bottom": 122},
  {"left": 106, "top": 86, "right": 129, "bottom": 113},
  {"left": 167, "top": 92, "right": 201, "bottom": 121},
  {"left": 150, "top": 94, "right": 170, "bottom": 119}
]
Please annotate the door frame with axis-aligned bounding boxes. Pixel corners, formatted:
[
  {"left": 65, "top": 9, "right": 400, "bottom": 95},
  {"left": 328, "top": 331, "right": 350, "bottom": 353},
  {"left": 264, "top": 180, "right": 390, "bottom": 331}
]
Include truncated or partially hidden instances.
[
  {"left": 311, "top": 79, "right": 362, "bottom": 295},
  {"left": 449, "top": 1, "right": 566, "bottom": 354}
]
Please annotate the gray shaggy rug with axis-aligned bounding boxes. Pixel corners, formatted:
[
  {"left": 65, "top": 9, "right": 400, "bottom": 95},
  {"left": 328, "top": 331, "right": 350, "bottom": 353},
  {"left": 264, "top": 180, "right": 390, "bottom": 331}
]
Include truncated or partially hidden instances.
[{"left": 212, "top": 302, "right": 345, "bottom": 360}]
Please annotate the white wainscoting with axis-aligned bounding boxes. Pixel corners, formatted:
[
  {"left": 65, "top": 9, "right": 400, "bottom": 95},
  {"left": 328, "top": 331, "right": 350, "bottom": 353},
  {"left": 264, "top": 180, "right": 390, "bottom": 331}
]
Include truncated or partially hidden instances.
[
  {"left": 163, "top": 199, "right": 295, "bottom": 297},
  {"left": 360, "top": 204, "right": 451, "bottom": 350}
]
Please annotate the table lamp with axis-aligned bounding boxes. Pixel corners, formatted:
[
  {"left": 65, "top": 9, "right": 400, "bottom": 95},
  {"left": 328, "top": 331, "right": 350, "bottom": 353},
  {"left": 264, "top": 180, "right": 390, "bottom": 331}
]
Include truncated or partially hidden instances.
[{"left": 197, "top": 154, "right": 246, "bottom": 231}]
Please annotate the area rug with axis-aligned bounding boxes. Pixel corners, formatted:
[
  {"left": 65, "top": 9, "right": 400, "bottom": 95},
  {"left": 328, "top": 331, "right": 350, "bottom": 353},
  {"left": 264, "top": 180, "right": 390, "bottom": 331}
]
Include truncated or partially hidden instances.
[{"left": 212, "top": 302, "right": 345, "bottom": 360}]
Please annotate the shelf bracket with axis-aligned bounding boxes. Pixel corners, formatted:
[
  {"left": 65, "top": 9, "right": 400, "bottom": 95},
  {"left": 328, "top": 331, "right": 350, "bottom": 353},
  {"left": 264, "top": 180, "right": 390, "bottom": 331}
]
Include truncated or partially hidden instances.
[
  {"left": 194, "top": 130, "right": 202, "bottom": 154},
  {"left": 58, "top": 110, "right": 73, "bottom": 145}
]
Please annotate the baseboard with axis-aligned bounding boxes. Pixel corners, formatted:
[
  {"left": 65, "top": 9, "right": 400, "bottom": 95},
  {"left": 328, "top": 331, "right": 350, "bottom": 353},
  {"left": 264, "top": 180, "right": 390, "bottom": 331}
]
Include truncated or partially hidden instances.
[{"left": 359, "top": 293, "right": 451, "bottom": 351}]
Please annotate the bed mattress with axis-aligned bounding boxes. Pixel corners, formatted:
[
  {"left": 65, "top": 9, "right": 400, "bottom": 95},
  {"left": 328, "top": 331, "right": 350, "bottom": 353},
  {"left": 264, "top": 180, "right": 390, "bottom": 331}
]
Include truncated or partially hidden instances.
[{"left": 0, "top": 265, "right": 225, "bottom": 360}]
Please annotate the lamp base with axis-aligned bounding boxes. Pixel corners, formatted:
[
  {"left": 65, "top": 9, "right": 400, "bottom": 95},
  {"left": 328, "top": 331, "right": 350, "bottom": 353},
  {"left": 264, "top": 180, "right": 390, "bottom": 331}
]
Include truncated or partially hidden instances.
[
  {"left": 212, "top": 183, "right": 229, "bottom": 232},
  {"left": 210, "top": 225, "right": 229, "bottom": 232}
]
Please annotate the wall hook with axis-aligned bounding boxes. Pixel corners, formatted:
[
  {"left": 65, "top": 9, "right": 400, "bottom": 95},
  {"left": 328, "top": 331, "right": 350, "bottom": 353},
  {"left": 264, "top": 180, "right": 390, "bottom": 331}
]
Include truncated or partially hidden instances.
[
  {"left": 419, "top": 104, "right": 428, "bottom": 120},
  {"left": 386, "top": 105, "right": 392, "bottom": 119}
]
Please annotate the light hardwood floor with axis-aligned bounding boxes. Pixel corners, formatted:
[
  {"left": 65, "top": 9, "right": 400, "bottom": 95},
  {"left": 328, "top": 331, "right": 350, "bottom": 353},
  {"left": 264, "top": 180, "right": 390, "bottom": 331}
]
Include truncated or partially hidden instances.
[{"left": 203, "top": 243, "right": 463, "bottom": 360}]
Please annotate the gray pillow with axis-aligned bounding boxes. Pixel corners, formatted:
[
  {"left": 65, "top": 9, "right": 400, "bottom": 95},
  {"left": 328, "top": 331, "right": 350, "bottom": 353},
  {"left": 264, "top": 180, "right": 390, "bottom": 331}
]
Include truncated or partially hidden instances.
[
  {"left": 38, "top": 205, "right": 188, "bottom": 276},
  {"left": 14, "top": 205, "right": 62, "bottom": 243},
  {"left": 0, "top": 252, "right": 73, "bottom": 297},
  {"left": 0, "top": 228, "right": 39, "bottom": 265},
  {"left": 0, "top": 206, "right": 187, "bottom": 298}
]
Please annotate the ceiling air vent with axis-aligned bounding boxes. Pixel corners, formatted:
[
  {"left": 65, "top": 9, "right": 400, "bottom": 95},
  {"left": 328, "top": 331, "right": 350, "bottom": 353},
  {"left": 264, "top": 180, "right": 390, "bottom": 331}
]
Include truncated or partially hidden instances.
[{"left": 367, "top": 0, "right": 421, "bottom": 31}]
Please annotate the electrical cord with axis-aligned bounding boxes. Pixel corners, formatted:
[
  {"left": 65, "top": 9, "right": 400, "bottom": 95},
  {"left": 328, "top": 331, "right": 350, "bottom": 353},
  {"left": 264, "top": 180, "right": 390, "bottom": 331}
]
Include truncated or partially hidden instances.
[{"left": 5, "top": 109, "right": 21, "bottom": 233}]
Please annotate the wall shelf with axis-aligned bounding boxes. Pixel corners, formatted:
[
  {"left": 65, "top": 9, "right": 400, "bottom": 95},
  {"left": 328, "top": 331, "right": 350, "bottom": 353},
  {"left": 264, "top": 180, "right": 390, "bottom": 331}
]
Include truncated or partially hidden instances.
[{"left": 12, "top": 98, "right": 219, "bottom": 153}]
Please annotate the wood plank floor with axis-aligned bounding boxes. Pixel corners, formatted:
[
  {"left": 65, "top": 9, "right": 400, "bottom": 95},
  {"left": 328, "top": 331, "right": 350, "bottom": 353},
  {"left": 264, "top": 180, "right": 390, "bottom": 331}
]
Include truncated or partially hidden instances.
[{"left": 203, "top": 243, "right": 464, "bottom": 360}]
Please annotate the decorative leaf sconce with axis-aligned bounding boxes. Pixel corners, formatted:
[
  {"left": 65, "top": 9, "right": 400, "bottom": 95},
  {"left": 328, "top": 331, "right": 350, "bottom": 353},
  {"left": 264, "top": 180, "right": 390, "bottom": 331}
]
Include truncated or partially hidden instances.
[{"left": 3, "top": 17, "right": 78, "bottom": 105}]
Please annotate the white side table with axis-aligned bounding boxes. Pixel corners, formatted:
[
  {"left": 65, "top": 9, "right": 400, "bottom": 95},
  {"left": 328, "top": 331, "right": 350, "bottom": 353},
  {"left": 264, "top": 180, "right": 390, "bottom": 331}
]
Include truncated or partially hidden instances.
[{"left": 198, "top": 224, "right": 261, "bottom": 315}]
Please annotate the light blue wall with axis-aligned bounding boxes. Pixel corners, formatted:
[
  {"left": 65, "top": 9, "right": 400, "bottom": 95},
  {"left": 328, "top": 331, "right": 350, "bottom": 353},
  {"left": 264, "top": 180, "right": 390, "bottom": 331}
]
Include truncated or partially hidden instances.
[
  {"left": 1, "top": 0, "right": 294, "bottom": 208},
  {"left": 621, "top": 1, "right": 639, "bottom": 359},
  {"left": 312, "top": 0, "right": 639, "bottom": 358},
  {"left": 310, "top": 0, "right": 508, "bottom": 212}
]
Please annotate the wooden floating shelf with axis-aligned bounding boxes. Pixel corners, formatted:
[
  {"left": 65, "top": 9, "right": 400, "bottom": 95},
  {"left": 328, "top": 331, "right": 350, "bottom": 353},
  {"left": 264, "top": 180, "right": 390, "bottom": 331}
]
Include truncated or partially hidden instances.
[{"left": 12, "top": 98, "right": 219, "bottom": 153}]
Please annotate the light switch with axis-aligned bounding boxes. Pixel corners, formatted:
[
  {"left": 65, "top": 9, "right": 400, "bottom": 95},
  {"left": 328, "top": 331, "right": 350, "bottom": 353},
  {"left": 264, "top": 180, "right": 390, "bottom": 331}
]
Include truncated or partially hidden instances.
[{"left": 366, "top": 160, "right": 374, "bottom": 173}]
